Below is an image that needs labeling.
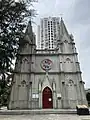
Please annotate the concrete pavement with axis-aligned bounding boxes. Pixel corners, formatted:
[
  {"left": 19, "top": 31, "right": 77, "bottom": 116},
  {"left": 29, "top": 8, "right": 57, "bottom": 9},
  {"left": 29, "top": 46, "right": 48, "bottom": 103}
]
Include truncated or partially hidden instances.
[{"left": 0, "top": 114, "right": 90, "bottom": 120}]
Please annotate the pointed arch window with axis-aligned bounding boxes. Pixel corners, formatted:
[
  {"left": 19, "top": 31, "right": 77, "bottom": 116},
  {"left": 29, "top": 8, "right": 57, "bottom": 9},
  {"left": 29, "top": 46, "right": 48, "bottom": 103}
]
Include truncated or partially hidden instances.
[
  {"left": 65, "top": 58, "right": 73, "bottom": 72},
  {"left": 21, "top": 57, "right": 29, "bottom": 72}
]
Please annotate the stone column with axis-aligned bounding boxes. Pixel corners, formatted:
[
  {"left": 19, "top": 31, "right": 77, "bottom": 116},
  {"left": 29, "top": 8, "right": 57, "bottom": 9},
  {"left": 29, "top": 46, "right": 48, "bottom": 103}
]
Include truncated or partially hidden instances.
[
  {"left": 53, "top": 82, "right": 57, "bottom": 108},
  {"left": 53, "top": 91, "right": 57, "bottom": 108},
  {"left": 39, "top": 82, "right": 42, "bottom": 109},
  {"left": 39, "top": 92, "right": 42, "bottom": 109},
  {"left": 80, "top": 81, "right": 88, "bottom": 105},
  {"left": 28, "top": 81, "right": 32, "bottom": 109}
]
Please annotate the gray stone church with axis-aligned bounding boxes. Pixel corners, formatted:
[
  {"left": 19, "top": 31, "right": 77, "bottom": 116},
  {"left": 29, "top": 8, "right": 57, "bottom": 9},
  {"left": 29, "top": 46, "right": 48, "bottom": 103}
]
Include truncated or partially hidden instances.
[{"left": 9, "top": 19, "right": 87, "bottom": 109}]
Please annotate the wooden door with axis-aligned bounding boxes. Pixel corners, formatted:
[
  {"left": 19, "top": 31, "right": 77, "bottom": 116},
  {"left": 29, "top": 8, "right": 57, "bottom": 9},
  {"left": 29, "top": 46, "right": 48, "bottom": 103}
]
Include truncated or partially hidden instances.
[{"left": 43, "top": 87, "right": 53, "bottom": 109}]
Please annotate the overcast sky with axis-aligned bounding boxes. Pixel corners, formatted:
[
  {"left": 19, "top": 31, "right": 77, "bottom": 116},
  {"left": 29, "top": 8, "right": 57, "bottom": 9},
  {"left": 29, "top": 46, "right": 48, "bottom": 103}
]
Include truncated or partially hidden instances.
[{"left": 32, "top": 0, "right": 90, "bottom": 88}]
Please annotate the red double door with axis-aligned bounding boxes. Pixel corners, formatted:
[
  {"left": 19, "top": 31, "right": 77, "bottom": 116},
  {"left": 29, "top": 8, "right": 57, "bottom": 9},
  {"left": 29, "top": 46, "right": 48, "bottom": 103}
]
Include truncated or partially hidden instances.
[{"left": 43, "top": 87, "right": 53, "bottom": 109}]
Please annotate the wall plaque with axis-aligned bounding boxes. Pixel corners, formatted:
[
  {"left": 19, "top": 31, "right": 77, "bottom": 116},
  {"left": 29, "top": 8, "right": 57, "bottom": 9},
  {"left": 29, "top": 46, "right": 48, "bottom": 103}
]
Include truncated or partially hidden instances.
[
  {"left": 32, "top": 94, "right": 39, "bottom": 98},
  {"left": 57, "top": 93, "right": 61, "bottom": 99}
]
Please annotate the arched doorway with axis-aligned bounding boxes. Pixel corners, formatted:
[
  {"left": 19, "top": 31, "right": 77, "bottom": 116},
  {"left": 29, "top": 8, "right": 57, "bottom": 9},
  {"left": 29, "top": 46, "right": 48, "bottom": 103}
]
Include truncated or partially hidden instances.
[{"left": 42, "top": 87, "right": 53, "bottom": 109}]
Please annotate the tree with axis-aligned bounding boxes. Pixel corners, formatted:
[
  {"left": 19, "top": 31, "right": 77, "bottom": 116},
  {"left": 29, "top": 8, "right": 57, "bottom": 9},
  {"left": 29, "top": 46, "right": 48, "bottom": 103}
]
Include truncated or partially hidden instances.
[{"left": 0, "top": 0, "right": 36, "bottom": 107}]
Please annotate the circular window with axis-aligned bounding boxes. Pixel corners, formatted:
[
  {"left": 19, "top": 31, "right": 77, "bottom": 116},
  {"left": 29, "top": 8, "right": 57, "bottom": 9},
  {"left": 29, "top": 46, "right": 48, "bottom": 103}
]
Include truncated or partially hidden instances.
[{"left": 40, "top": 59, "right": 53, "bottom": 71}]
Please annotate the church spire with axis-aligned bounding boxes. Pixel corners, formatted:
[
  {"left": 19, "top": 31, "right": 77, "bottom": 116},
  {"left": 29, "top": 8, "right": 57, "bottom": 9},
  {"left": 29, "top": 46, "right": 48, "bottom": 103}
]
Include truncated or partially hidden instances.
[
  {"left": 25, "top": 20, "right": 33, "bottom": 39},
  {"left": 60, "top": 17, "right": 69, "bottom": 36},
  {"left": 25, "top": 20, "right": 36, "bottom": 45},
  {"left": 19, "top": 21, "right": 33, "bottom": 49}
]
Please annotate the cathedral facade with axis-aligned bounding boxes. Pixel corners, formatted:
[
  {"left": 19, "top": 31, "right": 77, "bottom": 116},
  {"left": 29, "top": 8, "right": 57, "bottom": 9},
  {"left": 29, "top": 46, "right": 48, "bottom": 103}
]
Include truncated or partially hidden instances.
[{"left": 9, "top": 19, "right": 87, "bottom": 109}]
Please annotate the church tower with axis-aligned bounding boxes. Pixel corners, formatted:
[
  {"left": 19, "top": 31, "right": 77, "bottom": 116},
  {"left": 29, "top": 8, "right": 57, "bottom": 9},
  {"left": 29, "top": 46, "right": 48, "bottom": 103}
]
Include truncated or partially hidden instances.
[
  {"left": 8, "top": 18, "right": 87, "bottom": 109},
  {"left": 9, "top": 21, "right": 36, "bottom": 109}
]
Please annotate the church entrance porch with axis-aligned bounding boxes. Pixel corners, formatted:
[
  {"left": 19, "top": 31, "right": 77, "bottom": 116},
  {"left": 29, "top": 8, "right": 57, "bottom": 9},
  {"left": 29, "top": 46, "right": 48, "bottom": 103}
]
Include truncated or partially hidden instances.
[{"left": 42, "top": 87, "right": 53, "bottom": 109}]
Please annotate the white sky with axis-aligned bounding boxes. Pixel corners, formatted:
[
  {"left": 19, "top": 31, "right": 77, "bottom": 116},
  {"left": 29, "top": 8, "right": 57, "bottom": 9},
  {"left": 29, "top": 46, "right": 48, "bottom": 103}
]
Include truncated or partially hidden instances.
[{"left": 32, "top": 0, "right": 90, "bottom": 89}]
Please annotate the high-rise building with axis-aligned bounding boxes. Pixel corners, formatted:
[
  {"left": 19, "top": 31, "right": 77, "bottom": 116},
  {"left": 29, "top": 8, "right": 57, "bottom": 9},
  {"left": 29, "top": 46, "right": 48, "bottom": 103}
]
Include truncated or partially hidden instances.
[
  {"left": 38, "top": 17, "right": 60, "bottom": 49},
  {"left": 37, "top": 25, "right": 40, "bottom": 49}
]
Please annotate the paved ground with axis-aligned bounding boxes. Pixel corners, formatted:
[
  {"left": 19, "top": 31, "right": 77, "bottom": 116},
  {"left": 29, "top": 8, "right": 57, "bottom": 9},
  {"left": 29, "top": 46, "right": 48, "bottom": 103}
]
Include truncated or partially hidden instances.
[
  {"left": 0, "top": 114, "right": 90, "bottom": 120},
  {"left": 0, "top": 107, "right": 90, "bottom": 120}
]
